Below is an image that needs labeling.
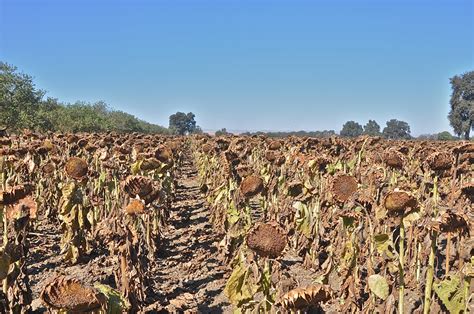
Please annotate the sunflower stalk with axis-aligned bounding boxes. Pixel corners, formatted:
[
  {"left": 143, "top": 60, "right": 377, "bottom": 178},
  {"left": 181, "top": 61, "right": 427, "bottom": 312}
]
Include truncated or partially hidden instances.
[
  {"left": 398, "top": 218, "right": 405, "bottom": 314},
  {"left": 423, "top": 176, "right": 439, "bottom": 314}
]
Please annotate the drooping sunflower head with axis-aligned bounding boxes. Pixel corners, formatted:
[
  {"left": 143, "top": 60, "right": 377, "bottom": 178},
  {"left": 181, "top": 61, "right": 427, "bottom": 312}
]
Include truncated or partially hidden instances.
[
  {"left": 281, "top": 285, "right": 332, "bottom": 310},
  {"left": 124, "top": 199, "right": 147, "bottom": 215},
  {"left": 240, "top": 175, "right": 264, "bottom": 198},
  {"left": 123, "top": 175, "right": 153, "bottom": 199},
  {"left": 426, "top": 152, "right": 452, "bottom": 171},
  {"left": 65, "top": 157, "right": 88, "bottom": 180},
  {"left": 40, "top": 276, "right": 106, "bottom": 312},
  {"left": 383, "top": 149, "right": 404, "bottom": 169},
  {"left": 384, "top": 191, "right": 417, "bottom": 216},
  {"left": 331, "top": 174, "right": 358, "bottom": 203},
  {"left": 246, "top": 221, "right": 286, "bottom": 258}
]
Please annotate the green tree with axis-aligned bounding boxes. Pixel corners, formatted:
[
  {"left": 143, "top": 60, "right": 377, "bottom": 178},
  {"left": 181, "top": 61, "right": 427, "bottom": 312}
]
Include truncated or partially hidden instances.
[
  {"left": 0, "top": 62, "right": 45, "bottom": 130},
  {"left": 437, "top": 131, "right": 455, "bottom": 141},
  {"left": 363, "top": 120, "right": 381, "bottom": 136},
  {"left": 448, "top": 71, "right": 473, "bottom": 139},
  {"left": 382, "top": 119, "right": 411, "bottom": 139},
  {"left": 169, "top": 112, "right": 197, "bottom": 135},
  {"left": 340, "top": 121, "right": 363, "bottom": 137},
  {"left": 0, "top": 60, "right": 169, "bottom": 134},
  {"left": 215, "top": 128, "right": 230, "bottom": 136}
]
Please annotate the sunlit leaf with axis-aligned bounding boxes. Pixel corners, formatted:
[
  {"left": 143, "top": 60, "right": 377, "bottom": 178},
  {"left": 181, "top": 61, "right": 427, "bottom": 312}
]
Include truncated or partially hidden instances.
[
  {"left": 368, "top": 274, "right": 389, "bottom": 300},
  {"left": 433, "top": 275, "right": 465, "bottom": 314}
]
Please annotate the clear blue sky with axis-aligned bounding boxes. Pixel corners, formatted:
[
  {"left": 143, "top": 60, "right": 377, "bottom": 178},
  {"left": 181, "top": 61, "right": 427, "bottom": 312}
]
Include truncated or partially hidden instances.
[{"left": 1, "top": 0, "right": 473, "bottom": 135}]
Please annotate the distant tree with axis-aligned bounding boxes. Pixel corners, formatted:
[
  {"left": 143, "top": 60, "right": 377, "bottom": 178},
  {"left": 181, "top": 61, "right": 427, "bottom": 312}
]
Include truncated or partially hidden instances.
[
  {"left": 0, "top": 62, "right": 45, "bottom": 130},
  {"left": 169, "top": 112, "right": 197, "bottom": 135},
  {"left": 215, "top": 128, "right": 230, "bottom": 136},
  {"left": 363, "top": 120, "right": 381, "bottom": 136},
  {"left": 382, "top": 119, "right": 411, "bottom": 139},
  {"left": 340, "top": 121, "right": 363, "bottom": 137},
  {"left": 0, "top": 61, "right": 169, "bottom": 134},
  {"left": 417, "top": 134, "right": 437, "bottom": 140},
  {"left": 437, "top": 131, "right": 456, "bottom": 141},
  {"left": 194, "top": 126, "right": 204, "bottom": 134},
  {"left": 448, "top": 71, "right": 473, "bottom": 139}
]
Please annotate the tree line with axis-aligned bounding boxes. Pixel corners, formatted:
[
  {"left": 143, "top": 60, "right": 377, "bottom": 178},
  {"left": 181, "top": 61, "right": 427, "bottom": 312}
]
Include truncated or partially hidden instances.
[{"left": 0, "top": 62, "right": 169, "bottom": 134}]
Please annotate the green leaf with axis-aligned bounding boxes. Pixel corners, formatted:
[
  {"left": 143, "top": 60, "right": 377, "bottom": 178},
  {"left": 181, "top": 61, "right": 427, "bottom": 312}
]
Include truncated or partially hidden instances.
[
  {"left": 374, "top": 234, "right": 396, "bottom": 259},
  {"left": 94, "top": 283, "right": 130, "bottom": 313},
  {"left": 224, "top": 262, "right": 255, "bottom": 306},
  {"left": 130, "top": 160, "right": 143, "bottom": 175},
  {"left": 293, "top": 201, "right": 311, "bottom": 237},
  {"left": 433, "top": 276, "right": 465, "bottom": 313},
  {"left": 368, "top": 274, "right": 389, "bottom": 300},
  {"left": 433, "top": 275, "right": 465, "bottom": 314}
]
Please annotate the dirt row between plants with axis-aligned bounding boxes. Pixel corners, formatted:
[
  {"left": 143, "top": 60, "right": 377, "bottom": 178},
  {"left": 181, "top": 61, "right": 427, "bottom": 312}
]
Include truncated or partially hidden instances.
[{"left": 144, "top": 154, "right": 230, "bottom": 312}]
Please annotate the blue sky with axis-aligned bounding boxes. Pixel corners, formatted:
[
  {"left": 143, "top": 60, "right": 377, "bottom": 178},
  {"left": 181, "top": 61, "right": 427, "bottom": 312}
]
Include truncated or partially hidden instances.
[{"left": 0, "top": 0, "right": 472, "bottom": 135}]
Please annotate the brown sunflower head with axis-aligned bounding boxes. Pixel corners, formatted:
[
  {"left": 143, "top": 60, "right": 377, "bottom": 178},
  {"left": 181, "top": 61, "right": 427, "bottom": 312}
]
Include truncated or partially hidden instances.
[
  {"left": 42, "top": 162, "right": 56, "bottom": 175},
  {"left": 331, "top": 174, "right": 358, "bottom": 203},
  {"left": 7, "top": 195, "right": 37, "bottom": 220},
  {"left": 66, "top": 134, "right": 79, "bottom": 144},
  {"left": 461, "top": 182, "right": 474, "bottom": 197},
  {"left": 123, "top": 175, "right": 153, "bottom": 199},
  {"left": 124, "top": 199, "right": 146, "bottom": 215},
  {"left": 383, "top": 150, "right": 404, "bottom": 169},
  {"left": 240, "top": 175, "right": 264, "bottom": 198},
  {"left": 247, "top": 221, "right": 286, "bottom": 258},
  {"left": 154, "top": 145, "right": 173, "bottom": 164},
  {"left": 65, "top": 157, "right": 88, "bottom": 180},
  {"left": 40, "top": 276, "right": 106, "bottom": 312},
  {"left": 140, "top": 158, "right": 161, "bottom": 171},
  {"left": 202, "top": 143, "right": 214, "bottom": 154},
  {"left": 268, "top": 141, "right": 282, "bottom": 151},
  {"left": 281, "top": 285, "right": 332, "bottom": 310},
  {"left": 426, "top": 152, "right": 452, "bottom": 171},
  {"left": 384, "top": 191, "right": 417, "bottom": 216},
  {"left": 0, "top": 184, "right": 33, "bottom": 205},
  {"left": 431, "top": 211, "right": 469, "bottom": 235}
]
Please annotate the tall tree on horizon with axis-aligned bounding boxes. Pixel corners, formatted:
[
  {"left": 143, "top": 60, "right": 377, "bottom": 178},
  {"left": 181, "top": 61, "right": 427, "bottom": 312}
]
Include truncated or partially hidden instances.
[
  {"left": 448, "top": 71, "right": 473, "bottom": 139},
  {"left": 363, "top": 120, "right": 381, "bottom": 136}
]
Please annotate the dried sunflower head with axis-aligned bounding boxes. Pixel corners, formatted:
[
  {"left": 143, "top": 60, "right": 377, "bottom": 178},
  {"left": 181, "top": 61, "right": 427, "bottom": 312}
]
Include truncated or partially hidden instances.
[
  {"left": 426, "top": 152, "right": 452, "bottom": 171},
  {"left": 123, "top": 175, "right": 153, "bottom": 199},
  {"left": 124, "top": 199, "right": 146, "bottom": 215},
  {"left": 40, "top": 276, "right": 106, "bottom": 312},
  {"left": 140, "top": 158, "right": 161, "bottom": 171},
  {"left": 42, "top": 162, "right": 56, "bottom": 175},
  {"left": 331, "top": 174, "right": 358, "bottom": 203},
  {"left": 461, "top": 182, "right": 474, "bottom": 200},
  {"left": 430, "top": 211, "right": 469, "bottom": 235},
  {"left": 6, "top": 195, "right": 37, "bottom": 220},
  {"left": 65, "top": 157, "right": 88, "bottom": 180},
  {"left": 246, "top": 221, "right": 286, "bottom": 258},
  {"left": 268, "top": 140, "right": 282, "bottom": 151},
  {"left": 384, "top": 191, "right": 417, "bottom": 216},
  {"left": 0, "top": 184, "right": 33, "bottom": 205},
  {"left": 281, "top": 285, "right": 332, "bottom": 310},
  {"left": 240, "top": 175, "right": 264, "bottom": 198},
  {"left": 383, "top": 149, "right": 404, "bottom": 169},
  {"left": 154, "top": 145, "right": 173, "bottom": 163},
  {"left": 202, "top": 143, "right": 214, "bottom": 154}
]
